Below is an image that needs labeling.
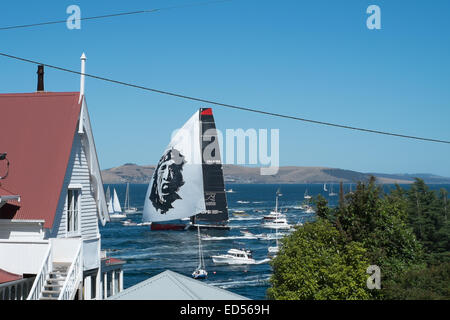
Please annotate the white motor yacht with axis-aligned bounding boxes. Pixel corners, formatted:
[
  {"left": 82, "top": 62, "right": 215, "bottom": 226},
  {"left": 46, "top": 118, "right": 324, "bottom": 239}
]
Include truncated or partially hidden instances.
[
  {"left": 263, "top": 192, "right": 286, "bottom": 220},
  {"left": 263, "top": 217, "right": 291, "bottom": 229},
  {"left": 211, "top": 248, "right": 256, "bottom": 265}
]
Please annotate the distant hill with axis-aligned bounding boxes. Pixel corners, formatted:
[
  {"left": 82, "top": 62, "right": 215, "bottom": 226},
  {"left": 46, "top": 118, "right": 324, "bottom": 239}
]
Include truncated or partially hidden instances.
[{"left": 100, "top": 164, "right": 450, "bottom": 185}]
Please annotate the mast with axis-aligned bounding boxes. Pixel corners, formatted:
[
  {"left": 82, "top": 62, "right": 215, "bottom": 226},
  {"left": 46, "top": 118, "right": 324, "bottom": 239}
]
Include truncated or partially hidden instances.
[{"left": 275, "top": 194, "right": 278, "bottom": 213}]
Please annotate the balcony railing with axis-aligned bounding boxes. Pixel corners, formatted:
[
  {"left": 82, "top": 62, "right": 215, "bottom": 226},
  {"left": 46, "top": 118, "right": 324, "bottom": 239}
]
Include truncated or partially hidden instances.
[
  {"left": 0, "top": 277, "right": 35, "bottom": 300},
  {"left": 26, "top": 244, "right": 52, "bottom": 300},
  {"left": 58, "top": 242, "right": 82, "bottom": 300}
]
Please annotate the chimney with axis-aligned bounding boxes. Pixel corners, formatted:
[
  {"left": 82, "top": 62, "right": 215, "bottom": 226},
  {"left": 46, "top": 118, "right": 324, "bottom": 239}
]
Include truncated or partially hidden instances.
[{"left": 37, "top": 65, "right": 44, "bottom": 92}]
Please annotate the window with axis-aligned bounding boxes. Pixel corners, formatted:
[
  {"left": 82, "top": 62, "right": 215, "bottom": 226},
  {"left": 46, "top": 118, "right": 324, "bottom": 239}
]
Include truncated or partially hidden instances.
[{"left": 67, "top": 188, "right": 80, "bottom": 234}]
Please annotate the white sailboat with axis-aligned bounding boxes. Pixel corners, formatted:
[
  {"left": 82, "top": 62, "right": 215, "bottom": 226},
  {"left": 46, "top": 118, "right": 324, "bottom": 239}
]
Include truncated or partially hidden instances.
[
  {"left": 106, "top": 186, "right": 114, "bottom": 214},
  {"left": 110, "top": 188, "right": 126, "bottom": 219},
  {"left": 142, "top": 108, "right": 229, "bottom": 231},
  {"left": 124, "top": 182, "right": 138, "bottom": 213},
  {"left": 329, "top": 183, "right": 337, "bottom": 196},
  {"left": 304, "top": 188, "right": 312, "bottom": 200},
  {"left": 323, "top": 183, "right": 328, "bottom": 192},
  {"left": 192, "top": 225, "right": 207, "bottom": 279}
]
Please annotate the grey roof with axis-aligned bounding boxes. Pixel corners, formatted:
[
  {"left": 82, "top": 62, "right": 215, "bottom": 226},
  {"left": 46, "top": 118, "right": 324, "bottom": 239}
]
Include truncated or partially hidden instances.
[{"left": 108, "top": 270, "right": 249, "bottom": 300}]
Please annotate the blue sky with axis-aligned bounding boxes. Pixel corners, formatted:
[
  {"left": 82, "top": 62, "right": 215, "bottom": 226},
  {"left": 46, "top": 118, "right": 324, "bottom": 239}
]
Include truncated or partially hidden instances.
[{"left": 1, "top": 0, "right": 449, "bottom": 176}]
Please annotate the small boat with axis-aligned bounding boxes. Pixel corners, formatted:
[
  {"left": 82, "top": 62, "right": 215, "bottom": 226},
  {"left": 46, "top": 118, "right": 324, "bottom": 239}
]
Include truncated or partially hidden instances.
[
  {"left": 237, "top": 200, "right": 250, "bottom": 204},
  {"left": 211, "top": 248, "right": 256, "bottom": 265},
  {"left": 233, "top": 211, "right": 249, "bottom": 217},
  {"left": 109, "top": 188, "right": 126, "bottom": 219},
  {"left": 329, "top": 184, "right": 337, "bottom": 196},
  {"left": 304, "top": 188, "right": 312, "bottom": 200},
  {"left": 323, "top": 183, "right": 328, "bottom": 192},
  {"left": 293, "top": 203, "right": 304, "bottom": 210},
  {"left": 124, "top": 183, "right": 138, "bottom": 214},
  {"left": 240, "top": 230, "right": 255, "bottom": 238},
  {"left": 121, "top": 219, "right": 138, "bottom": 226},
  {"left": 263, "top": 193, "right": 286, "bottom": 220},
  {"left": 192, "top": 226, "right": 208, "bottom": 279},
  {"left": 225, "top": 189, "right": 235, "bottom": 193},
  {"left": 305, "top": 207, "right": 315, "bottom": 214},
  {"left": 263, "top": 217, "right": 291, "bottom": 229}
]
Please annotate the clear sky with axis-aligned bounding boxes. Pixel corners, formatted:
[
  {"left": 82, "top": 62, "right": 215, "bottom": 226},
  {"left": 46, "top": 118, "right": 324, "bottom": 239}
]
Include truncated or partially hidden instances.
[{"left": 1, "top": 0, "right": 449, "bottom": 176}]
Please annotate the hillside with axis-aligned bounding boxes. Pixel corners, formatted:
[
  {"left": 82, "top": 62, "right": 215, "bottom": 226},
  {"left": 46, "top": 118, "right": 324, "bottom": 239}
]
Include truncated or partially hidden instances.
[{"left": 101, "top": 164, "right": 450, "bottom": 185}]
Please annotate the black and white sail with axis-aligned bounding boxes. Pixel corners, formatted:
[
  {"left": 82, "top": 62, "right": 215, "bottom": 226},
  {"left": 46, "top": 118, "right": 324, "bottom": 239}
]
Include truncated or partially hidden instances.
[
  {"left": 143, "top": 108, "right": 228, "bottom": 224},
  {"left": 193, "top": 108, "right": 228, "bottom": 224}
]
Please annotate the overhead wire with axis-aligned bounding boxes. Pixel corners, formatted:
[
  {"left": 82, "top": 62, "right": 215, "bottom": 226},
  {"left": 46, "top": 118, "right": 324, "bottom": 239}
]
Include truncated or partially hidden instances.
[{"left": 0, "top": 51, "right": 448, "bottom": 145}]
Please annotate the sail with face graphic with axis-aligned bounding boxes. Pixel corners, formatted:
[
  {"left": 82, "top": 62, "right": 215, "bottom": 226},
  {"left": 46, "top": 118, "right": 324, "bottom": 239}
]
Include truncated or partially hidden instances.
[{"left": 142, "top": 110, "right": 206, "bottom": 222}]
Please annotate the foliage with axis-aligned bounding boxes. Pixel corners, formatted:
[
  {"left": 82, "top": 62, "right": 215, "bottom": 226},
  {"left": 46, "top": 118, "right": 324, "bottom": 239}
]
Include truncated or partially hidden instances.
[
  {"left": 406, "top": 179, "right": 450, "bottom": 264},
  {"left": 383, "top": 262, "right": 450, "bottom": 300},
  {"left": 268, "top": 177, "right": 450, "bottom": 300},
  {"left": 267, "top": 219, "right": 371, "bottom": 300}
]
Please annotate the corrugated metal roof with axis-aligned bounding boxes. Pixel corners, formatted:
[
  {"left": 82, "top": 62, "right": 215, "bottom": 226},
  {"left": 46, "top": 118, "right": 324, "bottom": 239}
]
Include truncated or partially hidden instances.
[
  {"left": 108, "top": 270, "right": 249, "bottom": 300},
  {"left": 0, "top": 92, "right": 81, "bottom": 228}
]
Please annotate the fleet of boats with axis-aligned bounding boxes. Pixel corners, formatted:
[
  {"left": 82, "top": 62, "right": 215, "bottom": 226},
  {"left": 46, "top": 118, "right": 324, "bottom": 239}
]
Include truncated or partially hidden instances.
[{"left": 105, "top": 108, "right": 337, "bottom": 275}]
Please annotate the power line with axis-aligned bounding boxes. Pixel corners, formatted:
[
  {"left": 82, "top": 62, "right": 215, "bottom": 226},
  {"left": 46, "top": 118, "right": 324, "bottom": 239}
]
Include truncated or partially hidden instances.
[
  {"left": 0, "top": 0, "right": 232, "bottom": 31},
  {"left": 0, "top": 51, "right": 449, "bottom": 145}
]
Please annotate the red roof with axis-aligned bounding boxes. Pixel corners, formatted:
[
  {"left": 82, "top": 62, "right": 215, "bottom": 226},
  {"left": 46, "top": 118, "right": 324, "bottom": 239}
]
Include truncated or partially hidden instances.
[
  {"left": 0, "top": 269, "right": 22, "bottom": 284},
  {"left": 0, "top": 186, "right": 18, "bottom": 197},
  {"left": 0, "top": 92, "right": 82, "bottom": 228},
  {"left": 103, "top": 257, "right": 126, "bottom": 266}
]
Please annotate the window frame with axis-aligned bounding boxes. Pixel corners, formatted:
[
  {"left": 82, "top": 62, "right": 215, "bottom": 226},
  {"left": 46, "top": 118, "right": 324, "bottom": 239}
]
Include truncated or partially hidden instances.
[{"left": 66, "top": 184, "right": 82, "bottom": 236}]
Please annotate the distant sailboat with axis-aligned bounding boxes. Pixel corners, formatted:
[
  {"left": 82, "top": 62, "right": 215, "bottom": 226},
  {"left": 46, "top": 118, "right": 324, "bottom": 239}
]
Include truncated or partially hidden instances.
[
  {"left": 142, "top": 108, "right": 229, "bottom": 231},
  {"left": 304, "top": 188, "right": 312, "bottom": 200},
  {"left": 329, "top": 184, "right": 337, "bottom": 197},
  {"left": 110, "top": 188, "right": 126, "bottom": 219},
  {"left": 323, "top": 183, "right": 328, "bottom": 192},
  {"left": 192, "top": 225, "right": 207, "bottom": 279},
  {"left": 124, "top": 183, "right": 138, "bottom": 213},
  {"left": 106, "top": 186, "right": 113, "bottom": 214}
]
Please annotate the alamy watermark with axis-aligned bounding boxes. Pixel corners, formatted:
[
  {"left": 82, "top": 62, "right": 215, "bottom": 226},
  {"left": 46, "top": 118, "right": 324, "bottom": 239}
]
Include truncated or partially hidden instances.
[
  {"left": 366, "top": 5, "right": 381, "bottom": 30},
  {"left": 171, "top": 127, "right": 280, "bottom": 176},
  {"left": 66, "top": 5, "right": 81, "bottom": 30},
  {"left": 366, "top": 265, "right": 381, "bottom": 290}
]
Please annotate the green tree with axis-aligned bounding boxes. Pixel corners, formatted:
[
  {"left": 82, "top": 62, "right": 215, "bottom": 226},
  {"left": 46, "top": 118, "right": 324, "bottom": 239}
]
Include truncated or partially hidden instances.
[
  {"left": 383, "top": 262, "right": 450, "bottom": 300},
  {"left": 406, "top": 179, "right": 450, "bottom": 263},
  {"left": 268, "top": 219, "right": 371, "bottom": 300},
  {"left": 314, "top": 194, "right": 331, "bottom": 220}
]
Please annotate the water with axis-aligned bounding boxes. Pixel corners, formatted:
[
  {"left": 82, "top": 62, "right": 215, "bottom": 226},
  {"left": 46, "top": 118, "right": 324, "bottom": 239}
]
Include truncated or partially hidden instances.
[{"left": 100, "top": 183, "right": 450, "bottom": 300}]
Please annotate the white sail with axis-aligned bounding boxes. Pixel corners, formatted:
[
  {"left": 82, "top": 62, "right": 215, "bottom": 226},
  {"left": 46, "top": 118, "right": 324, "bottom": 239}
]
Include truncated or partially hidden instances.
[
  {"left": 143, "top": 110, "right": 206, "bottom": 222},
  {"left": 112, "top": 188, "right": 122, "bottom": 213},
  {"left": 107, "top": 196, "right": 114, "bottom": 214}
]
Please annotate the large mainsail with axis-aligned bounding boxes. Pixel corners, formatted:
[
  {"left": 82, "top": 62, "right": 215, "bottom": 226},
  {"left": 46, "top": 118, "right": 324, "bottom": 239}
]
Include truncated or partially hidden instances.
[
  {"left": 143, "top": 110, "right": 206, "bottom": 222},
  {"left": 193, "top": 108, "right": 228, "bottom": 224}
]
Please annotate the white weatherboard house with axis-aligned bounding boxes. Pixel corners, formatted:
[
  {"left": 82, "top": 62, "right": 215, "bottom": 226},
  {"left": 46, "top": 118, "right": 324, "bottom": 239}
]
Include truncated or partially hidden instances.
[{"left": 0, "top": 55, "right": 124, "bottom": 300}]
